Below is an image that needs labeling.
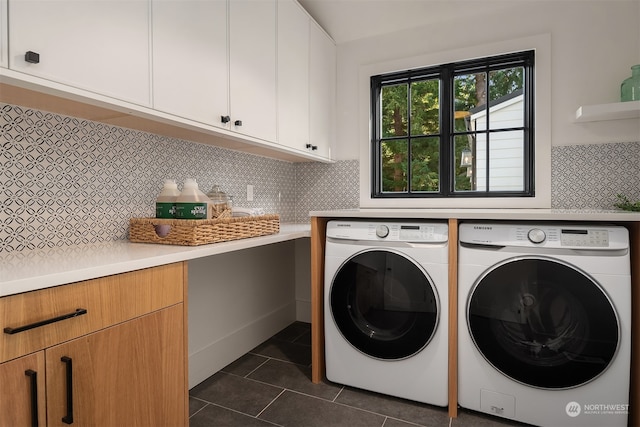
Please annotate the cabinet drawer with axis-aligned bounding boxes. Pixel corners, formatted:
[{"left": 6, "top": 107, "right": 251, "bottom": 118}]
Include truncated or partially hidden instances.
[{"left": 1, "top": 263, "right": 184, "bottom": 363}]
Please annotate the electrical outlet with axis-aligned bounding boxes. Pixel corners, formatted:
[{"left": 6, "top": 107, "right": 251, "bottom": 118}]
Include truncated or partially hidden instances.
[{"left": 247, "top": 185, "right": 254, "bottom": 201}]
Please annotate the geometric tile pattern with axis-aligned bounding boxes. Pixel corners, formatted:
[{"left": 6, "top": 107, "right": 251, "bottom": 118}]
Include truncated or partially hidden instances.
[
  {"left": 0, "top": 102, "right": 296, "bottom": 252},
  {"left": 551, "top": 142, "right": 640, "bottom": 210},
  {"left": 1, "top": 101, "right": 638, "bottom": 253},
  {"left": 294, "top": 160, "right": 360, "bottom": 223}
]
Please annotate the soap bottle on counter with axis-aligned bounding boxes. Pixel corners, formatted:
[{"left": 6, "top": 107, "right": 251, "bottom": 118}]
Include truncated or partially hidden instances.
[
  {"left": 155, "top": 179, "right": 180, "bottom": 218},
  {"left": 175, "top": 179, "right": 209, "bottom": 219}
]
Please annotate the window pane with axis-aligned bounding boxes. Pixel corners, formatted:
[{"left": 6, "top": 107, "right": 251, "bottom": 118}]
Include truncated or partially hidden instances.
[
  {"left": 410, "top": 79, "right": 440, "bottom": 136},
  {"left": 475, "top": 130, "right": 525, "bottom": 191},
  {"left": 489, "top": 67, "right": 524, "bottom": 102},
  {"left": 411, "top": 137, "right": 440, "bottom": 192},
  {"left": 455, "top": 72, "right": 486, "bottom": 120},
  {"left": 381, "top": 139, "right": 408, "bottom": 192},
  {"left": 381, "top": 84, "right": 408, "bottom": 138},
  {"left": 454, "top": 135, "right": 474, "bottom": 191},
  {"left": 486, "top": 67, "right": 525, "bottom": 131}
]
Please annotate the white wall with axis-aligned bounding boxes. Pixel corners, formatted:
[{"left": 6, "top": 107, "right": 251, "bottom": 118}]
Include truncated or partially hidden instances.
[
  {"left": 334, "top": 0, "right": 640, "bottom": 161},
  {"left": 187, "top": 241, "right": 297, "bottom": 388}
]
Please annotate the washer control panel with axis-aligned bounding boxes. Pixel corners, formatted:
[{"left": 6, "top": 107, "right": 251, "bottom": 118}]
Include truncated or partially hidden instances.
[
  {"left": 559, "top": 228, "right": 609, "bottom": 247},
  {"left": 459, "top": 223, "right": 628, "bottom": 250},
  {"left": 327, "top": 221, "right": 448, "bottom": 243}
]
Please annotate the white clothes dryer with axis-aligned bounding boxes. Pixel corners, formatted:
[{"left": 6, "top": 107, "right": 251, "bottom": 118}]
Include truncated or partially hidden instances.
[
  {"left": 458, "top": 222, "right": 631, "bottom": 427},
  {"left": 324, "top": 220, "right": 449, "bottom": 406}
]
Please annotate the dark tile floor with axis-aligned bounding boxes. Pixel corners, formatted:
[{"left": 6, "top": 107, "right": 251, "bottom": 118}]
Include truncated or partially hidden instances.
[{"left": 189, "top": 322, "right": 526, "bottom": 427}]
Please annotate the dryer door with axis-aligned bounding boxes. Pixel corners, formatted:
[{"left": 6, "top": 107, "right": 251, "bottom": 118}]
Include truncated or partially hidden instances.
[
  {"left": 330, "top": 249, "right": 439, "bottom": 360},
  {"left": 467, "top": 257, "right": 619, "bottom": 389}
]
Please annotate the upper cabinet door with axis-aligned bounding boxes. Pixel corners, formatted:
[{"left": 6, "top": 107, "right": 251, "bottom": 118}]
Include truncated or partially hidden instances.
[
  {"left": 229, "top": 0, "right": 277, "bottom": 142},
  {"left": 8, "top": 0, "right": 151, "bottom": 106},
  {"left": 0, "top": 0, "right": 7, "bottom": 68},
  {"left": 277, "top": 0, "right": 309, "bottom": 152},
  {"left": 152, "top": 0, "right": 229, "bottom": 128},
  {"left": 309, "top": 21, "right": 336, "bottom": 160}
]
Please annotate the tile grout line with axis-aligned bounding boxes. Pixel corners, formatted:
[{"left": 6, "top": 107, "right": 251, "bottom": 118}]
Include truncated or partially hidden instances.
[
  {"left": 243, "top": 356, "right": 273, "bottom": 378},
  {"left": 332, "top": 385, "right": 345, "bottom": 403},
  {"left": 255, "top": 388, "right": 288, "bottom": 419}
]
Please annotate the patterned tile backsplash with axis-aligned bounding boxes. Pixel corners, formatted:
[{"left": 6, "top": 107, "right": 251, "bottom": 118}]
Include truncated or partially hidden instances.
[
  {"left": 1, "top": 102, "right": 638, "bottom": 252},
  {"left": 551, "top": 142, "right": 640, "bottom": 210}
]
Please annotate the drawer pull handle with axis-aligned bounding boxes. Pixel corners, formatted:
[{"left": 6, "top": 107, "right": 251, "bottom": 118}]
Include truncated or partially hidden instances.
[
  {"left": 25, "top": 369, "right": 39, "bottom": 427},
  {"left": 3, "top": 308, "right": 88, "bottom": 335},
  {"left": 61, "top": 356, "right": 74, "bottom": 424}
]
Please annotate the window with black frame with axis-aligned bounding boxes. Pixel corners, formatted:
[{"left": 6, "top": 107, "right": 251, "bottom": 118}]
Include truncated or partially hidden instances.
[{"left": 371, "top": 50, "right": 534, "bottom": 199}]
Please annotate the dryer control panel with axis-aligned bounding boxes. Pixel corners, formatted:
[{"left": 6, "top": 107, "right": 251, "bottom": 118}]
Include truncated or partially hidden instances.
[
  {"left": 327, "top": 221, "right": 448, "bottom": 243},
  {"left": 459, "top": 223, "right": 628, "bottom": 250}
]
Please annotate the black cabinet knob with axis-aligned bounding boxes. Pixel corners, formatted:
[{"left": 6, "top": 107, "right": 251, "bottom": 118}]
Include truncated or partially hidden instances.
[
  {"left": 311, "top": 145, "right": 318, "bottom": 151},
  {"left": 221, "top": 115, "right": 231, "bottom": 123},
  {"left": 234, "top": 120, "right": 242, "bottom": 126},
  {"left": 25, "top": 51, "right": 40, "bottom": 64}
]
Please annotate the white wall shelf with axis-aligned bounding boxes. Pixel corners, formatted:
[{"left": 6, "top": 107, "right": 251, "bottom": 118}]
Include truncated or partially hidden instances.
[{"left": 575, "top": 100, "right": 640, "bottom": 122}]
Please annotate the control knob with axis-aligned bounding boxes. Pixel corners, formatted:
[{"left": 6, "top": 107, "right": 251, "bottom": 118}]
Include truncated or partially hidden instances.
[
  {"left": 527, "top": 228, "right": 546, "bottom": 244},
  {"left": 375, "top": 225, "right": 389, "bottom": 238}
]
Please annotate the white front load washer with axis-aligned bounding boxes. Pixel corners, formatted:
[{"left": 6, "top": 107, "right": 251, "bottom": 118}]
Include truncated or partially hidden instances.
[
  {"left": 324, "top": 220, "right": 449, "bottom": 406},
  {"left": 458, "top": 222, "right": 631, "bottom": 427}
]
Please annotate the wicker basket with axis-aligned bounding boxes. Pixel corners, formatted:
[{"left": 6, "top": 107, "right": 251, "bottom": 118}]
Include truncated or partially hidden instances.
[{"left": 129, "top": 215, "right": 280, "bottom": 246}]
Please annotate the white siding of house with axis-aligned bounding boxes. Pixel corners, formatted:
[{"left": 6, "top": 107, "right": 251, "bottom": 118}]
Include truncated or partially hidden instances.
[{"left": 471, "top": 95, "right": 524, "bottom": 191}]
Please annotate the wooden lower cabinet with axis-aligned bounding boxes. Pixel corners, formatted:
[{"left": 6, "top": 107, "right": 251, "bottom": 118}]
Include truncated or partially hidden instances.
[
  {"left": 0, "top": 263, "right": 188, "bottom": 427},
  {"left": 0, "top": 352, "right": 46, "bottom": 427},
  {"left": 46, "top": 304, "right": 184, "bottom": 427}
]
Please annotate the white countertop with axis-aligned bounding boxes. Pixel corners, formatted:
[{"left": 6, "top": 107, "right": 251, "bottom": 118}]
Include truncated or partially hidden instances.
[
  {"left": 309, "top": 208, "right": 640, "bottom": 221},
  {"left": 0, "top": 224, "right": 310, "bottom": 298}
]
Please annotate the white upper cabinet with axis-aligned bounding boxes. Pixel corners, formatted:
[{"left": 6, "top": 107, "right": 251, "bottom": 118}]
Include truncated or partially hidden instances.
[
  {"left": 8, "top": 0, "right": 151, "bottom": 106},
  {"left": 152, "top": 0, "right": 228, "bottom": 128},
  {"left": 309, "top": 20, "right": 336, "bottom": 160},
  {"left": 1, "top": 0, "right": 335, "bottom": 162},
  {"left": 0, "top": 0, "right": 6, "bottom": 68},
  {"left": 277, "top": 0, "right": 310, "bottom": 152},
  {"left": 229, "top": 0, "right": 277, "bottom": 142}
]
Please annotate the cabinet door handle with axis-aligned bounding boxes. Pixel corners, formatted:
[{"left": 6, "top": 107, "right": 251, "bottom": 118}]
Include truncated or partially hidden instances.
[
  {"left": 221, "top": 115, "right": 231, "bottom": 123},
  {"left": 234, "top": 120, "right": 242, "bottom": 126},
  {"left": 3, "top": 308, "right": 87, "bottom": 335},
  {"left": 61, "top": 356, "right": 74, "bottom": 424},
  {"left": 25, "top": 51, "right": 40, "bottom": 64},
  {"left": 25, "top": 370, "right": 39, "bottom": 427}
]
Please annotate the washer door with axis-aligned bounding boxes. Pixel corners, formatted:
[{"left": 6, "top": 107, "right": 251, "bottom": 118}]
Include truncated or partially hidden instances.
[
  {"left": 468, "top": 257, "right": 619, "bottom": 389},
  {"left": 330, "top": 249, "right": 439, "bottom": 360}
]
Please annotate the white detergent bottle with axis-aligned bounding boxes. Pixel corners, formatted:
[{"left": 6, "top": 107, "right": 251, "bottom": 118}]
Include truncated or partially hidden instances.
[
  {"left": 155, "top": 179, "right": 180, "bottom": 218},
  {"left": 175, "top": 179, "right": 209, "bottom": 219}
]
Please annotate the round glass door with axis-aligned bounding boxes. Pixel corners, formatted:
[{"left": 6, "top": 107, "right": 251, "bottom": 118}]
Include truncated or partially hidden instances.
[
  {"left": 468, "top": 257, "right": 619, "bottom": 389},
  {"left": 330, "top": 249, "right": 439, "bottom": 360}
]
